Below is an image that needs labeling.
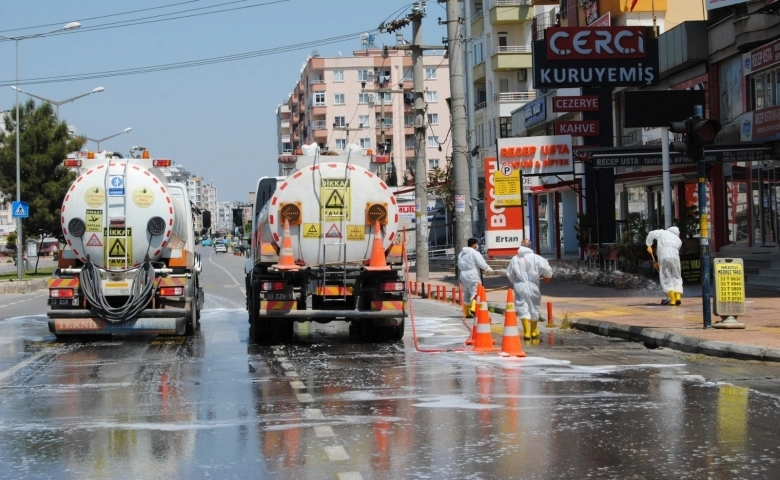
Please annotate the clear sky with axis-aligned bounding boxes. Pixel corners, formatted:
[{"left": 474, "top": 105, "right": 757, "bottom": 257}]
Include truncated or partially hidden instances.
[{"left": 0, "top": 0, "right": 449, "bottom": 203}]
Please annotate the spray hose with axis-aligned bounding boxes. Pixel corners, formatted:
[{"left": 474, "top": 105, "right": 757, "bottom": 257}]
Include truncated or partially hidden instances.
[
  {"left": 402, "top": 229, "right": 466, "bottom": 353},
  {"left": 80, "top": 259, "right": 157, "bottom": 323}
]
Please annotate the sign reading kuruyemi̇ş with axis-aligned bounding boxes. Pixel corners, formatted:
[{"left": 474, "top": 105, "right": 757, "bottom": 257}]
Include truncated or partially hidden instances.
[{"left": 533, "top": 26, "right": 660, "bottom": 89}]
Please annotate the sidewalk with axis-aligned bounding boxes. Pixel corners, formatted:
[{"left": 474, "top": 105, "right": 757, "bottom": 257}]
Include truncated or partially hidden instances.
[{"left": 408, "top": 266, "right": 780, "bottom": 363}]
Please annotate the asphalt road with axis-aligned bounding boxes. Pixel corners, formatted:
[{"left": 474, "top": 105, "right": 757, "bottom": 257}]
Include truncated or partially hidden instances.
[{"left": 0, "top": 247, "right": 779, "bottom": 479}]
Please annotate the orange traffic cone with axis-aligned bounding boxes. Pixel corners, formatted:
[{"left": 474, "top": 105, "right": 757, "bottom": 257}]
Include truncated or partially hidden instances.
[
  {"left": 499, "top": 289, "right": 526, "bottom": 357},
  {"left": 273, "top": 219, "right": 300, "bottom": 271},
  {"left": 365, "top": 221, "right": 391, "bottom": 271},
  {"left": 473, "top": 286, "right": 499, "bottom": 352},
  {"left": 465, "top": 285, "right": 482, "bottom": 346}
]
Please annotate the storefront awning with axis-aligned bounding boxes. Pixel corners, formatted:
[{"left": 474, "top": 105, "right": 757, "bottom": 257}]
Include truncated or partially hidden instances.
[{"left": 585, "top": 144, "right": 773, "bottom": 168}]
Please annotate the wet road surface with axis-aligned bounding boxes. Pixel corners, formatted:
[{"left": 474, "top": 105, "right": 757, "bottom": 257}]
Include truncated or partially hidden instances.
[{"left": 0, "top": 250, "right": 779, "bottom": 479}]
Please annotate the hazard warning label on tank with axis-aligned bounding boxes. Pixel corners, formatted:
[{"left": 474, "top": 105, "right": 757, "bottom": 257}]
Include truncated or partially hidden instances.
[
  {"left": 85, "top": 209, "right": 103, "bottom": 232},
  {"left": 320, "top": 178, "right": 350, "bottom": 221},
  {"left": 103, "top": 227, "right": 133, "bottom": 268},
  {"left": 346, "top": 225, "right": 365, "bottom": 241},
  {"left": 85, "top": 187, "right": 105, "bottom": 207},
  {"left": 303, "top": 223, "right": 320, "bottom": 238},
  {"left": 325, "top": 224, "right": 342, "bottom": 238}
]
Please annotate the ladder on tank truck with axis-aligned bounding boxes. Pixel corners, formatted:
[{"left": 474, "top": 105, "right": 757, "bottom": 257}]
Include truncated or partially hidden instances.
[{"left": 318, "top": 150, "right": 352, "bottom": 302}]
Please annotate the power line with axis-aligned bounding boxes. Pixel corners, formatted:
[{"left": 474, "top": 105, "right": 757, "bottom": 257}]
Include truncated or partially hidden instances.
[
  {"left": 0, "top": 0, "right": 211, "bottom": 34},
  {"left": 0, "top": 0, "right": 289, "bottom": 41},
  {"left": 0, "top": 30, "right": 377, "bottom": 87}
]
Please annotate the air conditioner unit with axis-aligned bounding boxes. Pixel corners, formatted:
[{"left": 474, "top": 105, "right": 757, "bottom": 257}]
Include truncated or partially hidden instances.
[{"left": 367, "top": 94, "right": 376, "bottom": 103}]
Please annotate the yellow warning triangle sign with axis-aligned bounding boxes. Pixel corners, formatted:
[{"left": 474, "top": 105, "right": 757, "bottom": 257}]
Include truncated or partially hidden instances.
[
  {"left": 108, "top": 238, "right": 126, "bottom": 256},
  {"left": 325, "top": 189, "right": 345, "bottom": 208},
  {"left": 307, "top": 224, "right": 318, "bottom": 234}
]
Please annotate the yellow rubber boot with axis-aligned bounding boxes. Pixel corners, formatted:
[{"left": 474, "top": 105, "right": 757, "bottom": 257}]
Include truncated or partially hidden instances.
[
  {"left": 530, "top": 320, "right": 540, "bottom": 338},
  {"left": 469, "top": 298, "right": 477, "bottom": 316},
  {"left": 521, "top": 319, "right": 531, "bottom": 340},
  {"left": 463, "top": 305, "right": 473, "bottom": 318},
  {"left": 674, "top": 292, "right": 682, "bottom": 306},
  {"left": 663, "top": 291, "right": 674, "bottom": 306}
]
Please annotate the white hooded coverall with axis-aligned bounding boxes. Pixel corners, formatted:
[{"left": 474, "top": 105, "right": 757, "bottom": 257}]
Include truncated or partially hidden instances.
[
  {"left": 646, "top": 226, "right": 683, "bottom": 295},
  {"left": 506, "top": 246, "right": 553, "bottom": 320},
  {"left": 458, "top": 247, "right": 491, "bottom": 303}
]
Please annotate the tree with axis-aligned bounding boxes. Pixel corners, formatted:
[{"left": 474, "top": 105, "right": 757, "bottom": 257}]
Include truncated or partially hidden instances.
[
  {"left": 0, "top": 100, "right": 82, "bottom": 272},
  {"left": 5, "top": 231, "right": 17, "bottom": 252}
]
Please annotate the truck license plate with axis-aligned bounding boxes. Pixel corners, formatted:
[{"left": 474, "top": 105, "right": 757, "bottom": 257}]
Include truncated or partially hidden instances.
[
  {"left": 260, "top": 293, "right": 294, "bottom": 300},
  {"left": 48, "top": 298, "right": 79, "bottom": 306}
]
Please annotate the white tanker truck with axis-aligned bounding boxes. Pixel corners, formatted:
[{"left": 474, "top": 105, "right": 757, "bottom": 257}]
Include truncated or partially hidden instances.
[
  {"left": 245, "top": 144, "right": 407, "bottom": 344},
  {"left": 47, "top": 147, "right": 203, "bottom": 337}
]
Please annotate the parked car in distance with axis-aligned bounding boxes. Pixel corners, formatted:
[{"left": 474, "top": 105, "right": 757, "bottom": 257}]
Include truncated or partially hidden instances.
[
  {"left": 215, "top": 242, "right": 227, "bottom": 253},
  {"left": 201, "top": 238, "right": 213, "bottom": 247}
]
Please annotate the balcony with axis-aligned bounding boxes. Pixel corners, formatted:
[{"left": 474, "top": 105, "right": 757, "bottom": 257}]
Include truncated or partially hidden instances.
[
  {"left": 494, "top": 91, "right": 536, "bottom": 116},
  {"left": 530, "top": 0, "right": 556, "bottom": 4},
  {"left": 280, "top": 120, "right": 291, "bottom": 130},
  {"left": 312, "top": 120, "right": 328, "bottom": 139},
  {"left": 310, "top": 80, "right": 327, "bottom": 92},
  {"left": 295, "top": 81, "right": 303, "bottom": 95},
  {"left": 473, "top": 61, "right": 487, "bottom": 83},
  {"left": 471, "top": 9, "right": 484, "bottom": 36},
  {"left": 489, "top": 0, "right": 533, "bottom": 25},
  {"left": 491, "top": 45, "right": 533, "bottom": 71},
  {"left": 311, "top": 104, "right": 327, "bottom": 116}
]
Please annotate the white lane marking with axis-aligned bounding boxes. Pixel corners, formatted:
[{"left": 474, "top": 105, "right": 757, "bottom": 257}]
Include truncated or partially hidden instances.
[
  {"left": 210, "top": 331, "right": 239, "bottom": 343},
  {"left": 305, "top": 409, "right": 325, "bottom": 419},
  {"left": 296, "top": 393, "right": 314, "bottom": 403},
  {"left": 324, "top": 446, "right": 350, "bottom": 461},
  {"left": 314, "top": 426, "right": 334, "bottom": 438},
  {"left": 337, "top": 473, "right": 364, "bottom": 480},
  {"left": 0, "top": 350, "right": 48, "bottom": 383},
  {"left": 276, "top": 356, "right": 288, "bottom": 362},
  {"left": 281, "top": 362, "right": 294, "bottom": 370},
  {"left": 289, "top": 380, "right": 306, "bottom": 389},
  {"left": 207, "top": 254, "right": 242, "bottom": 286},
  {"left": 284, "top": 371, "right": 299, "bottom": 378}
]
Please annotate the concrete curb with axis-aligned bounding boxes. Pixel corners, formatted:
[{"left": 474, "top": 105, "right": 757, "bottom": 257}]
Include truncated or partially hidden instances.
[
  {"left": 482, "top": 301, "right": 780, "bottom": 363},
  {"left": 0, "top": 278, "right": 47, "bottom": 294},
  {"left": 571, "top": 318, "right": 780, "bottom": 363}
]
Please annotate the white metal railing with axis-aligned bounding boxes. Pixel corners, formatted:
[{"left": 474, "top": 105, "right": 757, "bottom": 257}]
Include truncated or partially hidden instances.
[
  {"left": 312, "top": 120, "right": 327, "bottom": 130},
  {"left": 475, "top": 101, "right": 486, "bottom": 111},
  {"left": 495, "top": 45, "right": 532, "bottom": 54},
  {"left": 472, "top": 9, "right": 484, "bottom": 23},
  {"left": 494, "top": 91, "right": 536, "bottom": 102},
  {"left": 490, "top": 0, "right": 532, "bottom": 7},
  {"left": 310, "top": 79, "right": 325, "bottom": 84}
]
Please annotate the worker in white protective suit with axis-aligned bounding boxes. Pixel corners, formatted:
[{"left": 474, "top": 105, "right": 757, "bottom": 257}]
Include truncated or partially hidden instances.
[
  {"left": 506, "top": 239, "right": 553, "bottom": 340},
  {"left": 646, "top": 226, "right": 683, "bottom": 306},
  {"left": 457, "top": 238, "right": 493, "bottom": 318}
]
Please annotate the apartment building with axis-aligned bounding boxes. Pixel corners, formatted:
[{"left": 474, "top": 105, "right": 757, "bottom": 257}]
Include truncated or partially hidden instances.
[{"left": 277, "top": 39, "right": 452, "bottom": 187}]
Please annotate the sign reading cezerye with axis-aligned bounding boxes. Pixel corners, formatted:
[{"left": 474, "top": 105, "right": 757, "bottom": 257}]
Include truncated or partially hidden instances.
[{"left": 533, "top": 26, "right": 659, "bottom": 88}]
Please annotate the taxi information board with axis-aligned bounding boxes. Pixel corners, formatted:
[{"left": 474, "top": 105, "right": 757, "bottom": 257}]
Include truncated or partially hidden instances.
[{"left": 713, "top": 258, "right": 746, "bottom": 317}]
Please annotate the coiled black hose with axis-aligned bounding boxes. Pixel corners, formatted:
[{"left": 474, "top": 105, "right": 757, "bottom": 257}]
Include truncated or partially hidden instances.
[{"left": 80, "top": 260, "right": 156, "bottom": 323}]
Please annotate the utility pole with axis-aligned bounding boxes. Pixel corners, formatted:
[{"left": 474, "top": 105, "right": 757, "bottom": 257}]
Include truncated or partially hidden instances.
[
  {"left": 361, "top": 67, "right": 404, "bottom": 181},
  {"left": 462, "top": 0, "right": 479, "bottom": 238},
  {"left": 443, "top": 0, "right": 472, "bottom": 253},
  {"left": 383, "top": 1, "right": 444, "bottom": 282}
]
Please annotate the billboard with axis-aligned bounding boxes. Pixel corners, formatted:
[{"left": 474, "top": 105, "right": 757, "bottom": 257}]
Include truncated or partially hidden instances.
[
  {"left": 484, "top": 158, "right": 523, "bottom": 257},
  {"left": 533, "top": 26, "right": 659, "bottom": 89}
]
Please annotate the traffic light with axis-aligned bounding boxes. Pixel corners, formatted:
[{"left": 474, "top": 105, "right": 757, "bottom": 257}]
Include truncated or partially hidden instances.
[{"left": 669, "top": 117, "right": 722, "bottom": 162}]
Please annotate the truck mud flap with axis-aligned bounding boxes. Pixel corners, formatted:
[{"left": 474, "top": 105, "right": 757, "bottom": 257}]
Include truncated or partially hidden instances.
[{"left": 48, "top": 309, "right": 187, "bottom": 335}]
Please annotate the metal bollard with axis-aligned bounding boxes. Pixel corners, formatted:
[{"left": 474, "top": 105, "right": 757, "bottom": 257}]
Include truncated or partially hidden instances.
[{"left": 420, "top": 282, "right": 426, "bottom": 299}]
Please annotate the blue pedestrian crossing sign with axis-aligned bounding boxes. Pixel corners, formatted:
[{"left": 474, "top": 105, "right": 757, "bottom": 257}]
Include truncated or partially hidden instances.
[{"left": 11, "top": 201, "right": 29, "bottom": 218}]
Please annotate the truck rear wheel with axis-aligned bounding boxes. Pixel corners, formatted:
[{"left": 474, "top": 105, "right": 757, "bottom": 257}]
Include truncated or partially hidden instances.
[
  {"left": 375, "top": 320, "right": 404, "bottom": 342},
  {"left": 249, "top": 282, "right": 269, "bottom": 344},
  {"left": 270, "top": 318, "right": 294, "bottom": 344}
]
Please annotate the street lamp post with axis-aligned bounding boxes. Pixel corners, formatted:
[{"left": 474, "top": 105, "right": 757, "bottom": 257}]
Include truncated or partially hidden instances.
[
  {"left": 1, "top": 21, "right": 81, "bottom": 280},
  {"left": 11, "top": 86, "right": 105, "bottom": 121},
  {"left": 85, "top": 128, "right": 132, "bottom": 152}
]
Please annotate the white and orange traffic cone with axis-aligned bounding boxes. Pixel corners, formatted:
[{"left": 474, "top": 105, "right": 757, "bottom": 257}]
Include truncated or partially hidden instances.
[
  {"left": 472, "top": 286, "right": 499, "bottom": 353},
  {"left": 499, "top": 289, "right": 526, "bottom": 357},
  {"left": 365, "top": 221, "right": 391, "bottom": 271},
  {"left": 273, "top": 219, "right": 300, "bottom": 271}
]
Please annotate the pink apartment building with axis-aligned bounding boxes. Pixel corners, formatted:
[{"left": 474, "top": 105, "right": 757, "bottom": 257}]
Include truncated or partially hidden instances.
[{"left": 277, "top": 43, "right": 451, "bottom": 187}]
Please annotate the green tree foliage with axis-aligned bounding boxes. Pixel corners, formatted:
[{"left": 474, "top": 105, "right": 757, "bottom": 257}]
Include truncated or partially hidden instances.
[
  {"left": 0, "top": 100, "right": 81, "bottom": 247},
  {"left": 5, "top": 231, "right": 16, "bottom": 252}
]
